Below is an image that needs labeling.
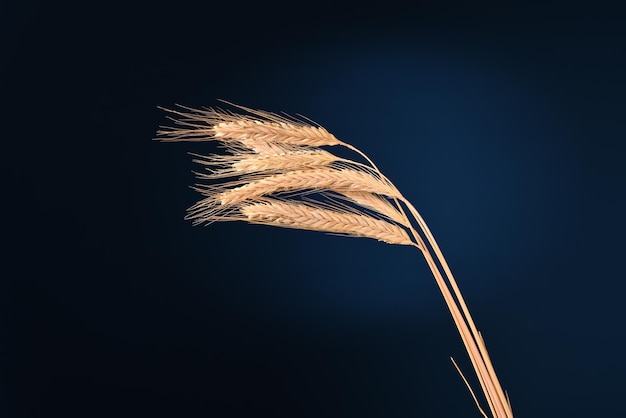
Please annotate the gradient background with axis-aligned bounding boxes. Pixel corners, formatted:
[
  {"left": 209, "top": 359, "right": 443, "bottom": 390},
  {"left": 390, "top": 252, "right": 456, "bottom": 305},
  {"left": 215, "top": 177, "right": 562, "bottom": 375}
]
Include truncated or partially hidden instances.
[{"left": 2, "top": 1, "right": 625, "bottom": 417}]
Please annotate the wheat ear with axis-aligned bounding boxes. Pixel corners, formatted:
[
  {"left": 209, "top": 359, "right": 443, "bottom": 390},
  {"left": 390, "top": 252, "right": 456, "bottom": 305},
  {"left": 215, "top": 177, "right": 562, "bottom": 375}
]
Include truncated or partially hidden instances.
[
  {"left": 157, "top": 103, "right": 340, "bottom": 148},
  {"left": 218, "top": 168, "right": 401, "bottom": 206},
  {"left": 241, "top": 199, "right": 413, "bottom": 245},
  {"left": 157, "top": 103, "right": 514, "bottom": 418}
]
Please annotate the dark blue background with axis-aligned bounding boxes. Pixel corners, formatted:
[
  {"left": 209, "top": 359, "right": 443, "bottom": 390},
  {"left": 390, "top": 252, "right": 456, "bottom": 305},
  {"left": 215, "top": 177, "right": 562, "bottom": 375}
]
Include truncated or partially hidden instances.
[{"left": 2, "top": 1, "right": 625, "bottom": 417}]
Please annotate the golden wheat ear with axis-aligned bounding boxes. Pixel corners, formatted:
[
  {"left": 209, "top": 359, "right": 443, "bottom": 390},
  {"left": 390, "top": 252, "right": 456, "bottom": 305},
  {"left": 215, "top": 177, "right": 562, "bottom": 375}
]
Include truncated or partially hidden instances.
[{"left": 157, "top": 103, "right": 514, "bottom": 418}]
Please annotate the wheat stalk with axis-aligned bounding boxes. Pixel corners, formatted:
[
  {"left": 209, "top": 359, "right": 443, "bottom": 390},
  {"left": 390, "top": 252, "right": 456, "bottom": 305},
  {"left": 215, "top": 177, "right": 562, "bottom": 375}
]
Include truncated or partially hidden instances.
[{"left": 157, "top": 102, "right": 514, "bottom": 418}]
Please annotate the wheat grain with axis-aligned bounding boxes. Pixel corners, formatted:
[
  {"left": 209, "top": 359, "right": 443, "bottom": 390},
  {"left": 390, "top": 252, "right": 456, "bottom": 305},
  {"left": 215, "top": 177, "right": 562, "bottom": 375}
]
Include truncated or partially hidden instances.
[{"left": 241, "top": 199, "right": 413, "bottom": 245}]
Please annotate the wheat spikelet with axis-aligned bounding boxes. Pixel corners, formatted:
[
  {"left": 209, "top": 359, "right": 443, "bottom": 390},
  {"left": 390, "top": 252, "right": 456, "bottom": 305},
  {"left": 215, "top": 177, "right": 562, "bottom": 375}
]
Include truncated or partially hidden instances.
[
  {"left": 238, "top": 138, "right": 294, "bottom": 155},
  {"left": 157, "top": 102, "right": 514, "bottom": 418},
  {"left": 232, "top": 150, "right": 338, "bottom": 174},
  {"left": 241, "top": 199, "right": 413, "bottom": 245}
]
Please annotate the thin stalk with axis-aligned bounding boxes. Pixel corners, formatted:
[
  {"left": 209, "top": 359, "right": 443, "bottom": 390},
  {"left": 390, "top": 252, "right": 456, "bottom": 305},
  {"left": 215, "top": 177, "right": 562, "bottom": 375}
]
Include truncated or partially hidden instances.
[
  {"left": 402, "top": 199, "right": 513, "bottom": 418},
  {"left": 337, "top": 139, "right": 512, "bottom": 417}
]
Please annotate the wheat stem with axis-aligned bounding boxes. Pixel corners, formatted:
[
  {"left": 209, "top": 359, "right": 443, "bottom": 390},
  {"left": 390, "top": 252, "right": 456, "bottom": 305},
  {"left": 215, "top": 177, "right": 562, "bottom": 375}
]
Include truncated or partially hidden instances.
[
  {"left": 345, "top": 137, "right": 513, "bottom": 417},
  {"left": 451, "top": 357, "right": 490, "bottom": 418},
  {"left": 403, "top": 199, "right": 513, "bottom": 418},
  {"left": 338, "top": 135, "right": 514, "bottom": 418}
]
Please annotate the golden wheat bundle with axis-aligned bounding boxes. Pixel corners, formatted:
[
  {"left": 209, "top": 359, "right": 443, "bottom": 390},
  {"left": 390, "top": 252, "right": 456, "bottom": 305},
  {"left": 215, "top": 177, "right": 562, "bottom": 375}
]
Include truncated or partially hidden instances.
[{"left": 157, "top": 102, "right": 514, "bottom": 418}]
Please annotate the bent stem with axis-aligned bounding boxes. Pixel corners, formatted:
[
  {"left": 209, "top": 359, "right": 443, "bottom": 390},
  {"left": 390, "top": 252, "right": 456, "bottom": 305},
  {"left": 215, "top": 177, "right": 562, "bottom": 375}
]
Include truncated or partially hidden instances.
[
  {"left": 337, "top": 138, "right": 513, "bottom": 418},
  {"left": 402, "top": 199, "right": 513, "bottom": 418},
  {"left": 339, "top": 138, "right": 512, "bottom": 417}
]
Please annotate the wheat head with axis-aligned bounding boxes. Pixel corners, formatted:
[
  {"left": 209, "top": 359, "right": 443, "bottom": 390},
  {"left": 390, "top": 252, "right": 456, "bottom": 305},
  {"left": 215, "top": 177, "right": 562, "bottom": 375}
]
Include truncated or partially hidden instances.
[
  {"left": 157, "top": 102, "right": 514, "bottom": 418},
  {"left": 240, "top": 199, "right": 413, "bottom": 245}
]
